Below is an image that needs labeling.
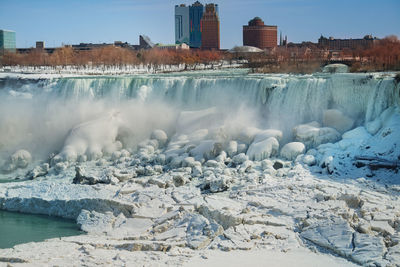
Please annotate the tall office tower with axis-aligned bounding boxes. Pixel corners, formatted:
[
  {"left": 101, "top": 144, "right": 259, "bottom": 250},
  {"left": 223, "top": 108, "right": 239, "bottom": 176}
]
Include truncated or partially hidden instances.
[
  {"left": 189, "top": 1, "right": 204, "bottom": 48},
  {"left": 175, "top": 4, "right": 190, "bottom": 45},
  {"left": 243, "top": 17, "right": 277, "bottom": 49},
  {"left": 0, "top": 30, "right": 16, "bottom": 54},
  {"left": 200, "top": 4, "right": 220, "bottom": 50}
]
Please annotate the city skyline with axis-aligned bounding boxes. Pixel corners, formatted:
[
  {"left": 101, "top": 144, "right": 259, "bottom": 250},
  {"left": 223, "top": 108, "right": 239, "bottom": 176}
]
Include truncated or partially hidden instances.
[{"left": 0, "top": 0, "right": 399, "bottom": 49}]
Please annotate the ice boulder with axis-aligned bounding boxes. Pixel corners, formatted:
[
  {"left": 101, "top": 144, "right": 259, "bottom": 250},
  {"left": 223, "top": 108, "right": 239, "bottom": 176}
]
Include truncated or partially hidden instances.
[
  {"left": 189, "top": 140, "right": 219, "bottom": 161},
  {"left": 302, "top": 154, "right": 316, "bottom": 166},
  {"left": 151, "top": 129, "right": 168, "bottom": 147},
  {"left": 232, "top": 153, "right": 248, "bottom": 165},
  {"left": 1, "top": 149, "right": 32, "bottom": 172},
  {"left": 253, "top": 129, "right": 283, "bottom": 143},
  {"left": 293, "top": 122, "right": 341, "bottom": 148},
  {"left": 246, "top": 137, "right": 279, "bottom": 161},
  {"left": 280, "top": 142, "right": 305, "bottom": 161},
  {"left": 323, "top": 109, "right": 354, "bottom": 133}
]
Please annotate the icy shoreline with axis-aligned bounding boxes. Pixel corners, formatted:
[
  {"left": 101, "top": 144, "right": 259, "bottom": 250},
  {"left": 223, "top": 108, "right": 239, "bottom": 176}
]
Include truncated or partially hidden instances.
[
  {"left": 0, "top": 157, "right": 399, "bottom": 266},
  {"left": 0, "top": 70, "right": 399, "bottom": 266}
]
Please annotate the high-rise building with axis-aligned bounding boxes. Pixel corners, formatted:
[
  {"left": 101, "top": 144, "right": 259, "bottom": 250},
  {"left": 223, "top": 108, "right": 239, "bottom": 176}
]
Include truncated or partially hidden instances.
[
  {"left": 175, "top": 4, "right": 190, "bottom": 45},
  {"left": 189, "top": 1, "right": 204, "bottom": 48},
  {"left": 0, "top": 30, "right": 16, "bottom": 54},
  {"left": 243, "top": 17, "right": 277, "bottom": 49},
  {"left": 200, "top": 4, "right": 220, "bottom": 50}
]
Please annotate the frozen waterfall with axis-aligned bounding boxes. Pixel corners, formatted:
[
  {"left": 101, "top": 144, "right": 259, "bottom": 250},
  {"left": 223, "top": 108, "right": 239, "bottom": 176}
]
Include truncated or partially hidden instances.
[{"left": 0, "top": 70, "right": 399, "bottom": 178}]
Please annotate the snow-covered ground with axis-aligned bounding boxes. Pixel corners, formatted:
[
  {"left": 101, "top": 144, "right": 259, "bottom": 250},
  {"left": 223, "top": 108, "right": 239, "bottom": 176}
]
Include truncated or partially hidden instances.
[
  {"left": 0, "top": 69, "right": 399, "bottom": 266},
  {"left": 0, "top": 60, "right": 246, "bottom": 77}
]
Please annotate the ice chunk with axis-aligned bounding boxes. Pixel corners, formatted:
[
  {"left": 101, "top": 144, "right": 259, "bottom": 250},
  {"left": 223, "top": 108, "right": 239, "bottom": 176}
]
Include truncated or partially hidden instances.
[
  {"left": 150, "top": 129, "right": 168, "bottom": 147},
  {"left": 302, "top": 155, "right": 316, "bottom": 166},
  {"left": 294, "top": 122, "right": 340, "bottom": 148},
  {"left": 232, "top": 153, "right": 248, "bottom": 164},
  {"left": 246, "top": 137, "right": 279, "bottom": 161},
  {"left": 280, "top": 142, "right": 305, "bottom": 161},
  {"left": 301, "top": 219, "right": 353, "bottom": 257},
  {"left": 189, "top": 140, "right": 222, "bottom": 161}
]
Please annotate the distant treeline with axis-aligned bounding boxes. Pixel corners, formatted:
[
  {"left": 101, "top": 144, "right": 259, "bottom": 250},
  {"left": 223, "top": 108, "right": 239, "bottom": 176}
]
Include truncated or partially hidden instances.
[
  {"left": 1, "top": 36, "right": 399, "bottom": 73},
  {"left": 246, "top": 36, "right": 400, "bottom": 73},
  {"left": 0, "top": 47, "right": 226, "bottom": 66}
]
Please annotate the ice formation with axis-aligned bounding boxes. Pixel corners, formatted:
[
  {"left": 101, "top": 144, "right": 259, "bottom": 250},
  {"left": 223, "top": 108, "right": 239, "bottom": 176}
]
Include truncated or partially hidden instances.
[{"left": 0, "top": 69, "right": 399, "bottom": 266}]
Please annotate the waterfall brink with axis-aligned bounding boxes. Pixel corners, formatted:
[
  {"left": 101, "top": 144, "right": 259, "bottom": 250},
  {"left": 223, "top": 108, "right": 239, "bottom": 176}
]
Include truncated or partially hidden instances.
[{"left": 0, "top": 70, "right": 399, "bottom": 177}]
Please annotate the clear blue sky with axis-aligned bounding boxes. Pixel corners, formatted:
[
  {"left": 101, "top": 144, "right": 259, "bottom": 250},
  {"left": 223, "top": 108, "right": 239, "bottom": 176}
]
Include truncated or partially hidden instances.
[{"left": 1, "top": 0, "right": 399, "bottom": 49}]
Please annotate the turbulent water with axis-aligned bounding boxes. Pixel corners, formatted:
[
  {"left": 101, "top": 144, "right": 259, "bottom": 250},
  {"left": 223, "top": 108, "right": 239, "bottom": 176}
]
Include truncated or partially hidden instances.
[{"left": 0, "top": 69, "right": 399, "bottom": 179}]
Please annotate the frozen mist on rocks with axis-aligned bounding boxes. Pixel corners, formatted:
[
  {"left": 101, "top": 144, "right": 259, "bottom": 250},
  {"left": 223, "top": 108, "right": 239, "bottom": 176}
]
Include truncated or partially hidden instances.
[{"left": 0, "top": 69, "right": 399, "bottom": 266}]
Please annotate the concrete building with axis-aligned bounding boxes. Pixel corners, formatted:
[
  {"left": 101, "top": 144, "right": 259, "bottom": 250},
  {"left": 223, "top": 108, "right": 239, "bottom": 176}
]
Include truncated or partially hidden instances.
[
  {"left": 175, "top": 4, "right": 190, "bottom": 45},
  {"left": 36, "top": 41, "right": 45, "bottom": 49},
  {"left": 189, "top": 1, "right": 204, "bottom": 48},
  {"left": 156, "top": 43, "right": 190, "bottom": 50},
  {"left": 243, "top": 17, "right": 277, "bottom": 49},
  {"left": 200, "top": 4, "right": 220, "bottom": 50},
  {"left": 318, "top": 35, "right": 377, "bottom": 50},
  {"left": 138, "top": 35, "right": 155, "bottom": 49},
  {"left": 0, "top": 30, "right": 16, "bottom": 54}
]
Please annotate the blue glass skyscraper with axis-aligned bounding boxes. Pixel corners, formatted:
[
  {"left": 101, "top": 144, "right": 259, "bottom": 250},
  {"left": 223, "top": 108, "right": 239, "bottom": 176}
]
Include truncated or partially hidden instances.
[
  {"left": 189, "top": 1, "right": 204, "bottom": 48},
  {"left": 175, "top": 4, "right": 190, "bottom": 45},
  {"left": 0, "top": 30, "right": 16, "bottom": 54}
]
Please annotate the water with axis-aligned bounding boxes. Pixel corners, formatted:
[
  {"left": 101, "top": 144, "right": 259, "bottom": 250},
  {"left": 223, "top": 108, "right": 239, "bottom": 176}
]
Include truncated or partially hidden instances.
[{"left": 0, "top": 210, "right": 82, "bottom": 249}]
